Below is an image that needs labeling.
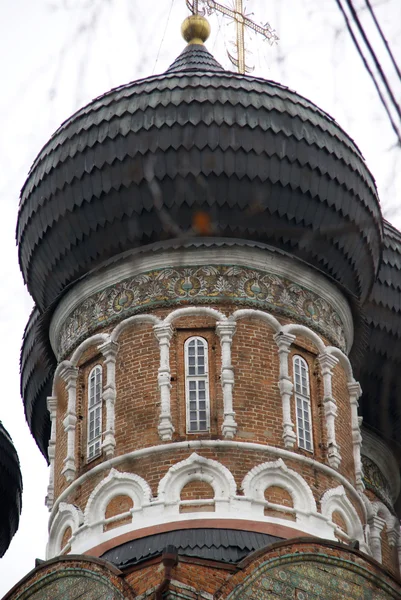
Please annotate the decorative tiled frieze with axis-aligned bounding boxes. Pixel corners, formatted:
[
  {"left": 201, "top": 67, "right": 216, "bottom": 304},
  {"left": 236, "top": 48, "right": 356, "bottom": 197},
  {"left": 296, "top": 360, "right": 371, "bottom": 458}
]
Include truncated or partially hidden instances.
[{"left": 56, "top": 265, "right": 347, "bottom": 358}]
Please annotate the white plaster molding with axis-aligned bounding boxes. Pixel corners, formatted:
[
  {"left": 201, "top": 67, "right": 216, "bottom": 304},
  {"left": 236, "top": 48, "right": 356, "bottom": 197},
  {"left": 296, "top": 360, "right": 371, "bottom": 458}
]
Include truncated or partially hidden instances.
[
  {"left": 318, "top": 352, "right": 341, "bottom": 469},
  {"left": 273, "top": 332, "right": 297, "bottom": 448},
  {"left": 157, "top": 453, "right": 236, "bottom": 505},
  {"left": 49, "top": 440, "right": 367, "bottom": 530},
  {"left": 110, "top": 314, "right": 161, "bottom": 342},
  {"left": 154, "top": 323, "right": 175, "bottom": 440},
  {"left": 99, "top": 341, "right": 119, "bottom": 458},
  {"left": 281, "top": 323, "right": 325, "bottom": 353},
  {"left": 216, "top": 321, "right": 237, "bottom": 439},
  {"left": 59, "top": 364, "right": 79, "bottom": 482},
  {"left": 49, "top": 244, "right": 353, "bottom": 358},
  {"left": 371, "top": 501, "right": 399, "bottom": 546},
  {"left": 47, "top": 502, "right": 84, "bottom": 558},
  {"left": 368, "top": 514, "right": 386, "bottom": 563},
  {"left": 230, "top": 309, "right": 281, "bottom": 333},
  {"left": 361, "top": 426, "right": 400, "bottom": 502},
  {"left": 164, "top": 306, "right": 227, "bottom": 324},
  {"left": 325, "top": 346, "right": 354, "bottom": 382},
  {"left": 242, "top": 458, "right": 317, "bottom": 514},
  {"left": 45, "top": 396, "right": 58, "bottom": 510},
  {"left": 84, "top": 468, "right": 152, "bottom": 527},
  {"left": 70, "top": 333, "right": 109, "bottom": 365},
  {"left": 321, "top": 485, "right": 364, "bottom": 544},
  {"left": 348, "top": 381, "right": 364, "bottom": 491}
]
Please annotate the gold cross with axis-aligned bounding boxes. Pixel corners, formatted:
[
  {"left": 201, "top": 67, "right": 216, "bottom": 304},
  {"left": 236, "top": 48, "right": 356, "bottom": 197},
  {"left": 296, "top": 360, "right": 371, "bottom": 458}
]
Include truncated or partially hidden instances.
[{"left": 186, "top": 0, "right": 278, "bottom": 74}]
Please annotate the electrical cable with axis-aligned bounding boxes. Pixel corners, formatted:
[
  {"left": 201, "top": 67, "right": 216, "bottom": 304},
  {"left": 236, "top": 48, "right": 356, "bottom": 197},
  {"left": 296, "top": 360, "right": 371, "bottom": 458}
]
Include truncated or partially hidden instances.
[
  {"left": 364, "top": 0, "right": 401, "bottom": 82},
  {"left": 344, "top": 0, "right": 401, "bottom": 121},
  {"left": 152, "top": 0, "right": 175, "bottom": 75},
  {"left": 334, "top": 0, "right": 401, "bottom": 145}
]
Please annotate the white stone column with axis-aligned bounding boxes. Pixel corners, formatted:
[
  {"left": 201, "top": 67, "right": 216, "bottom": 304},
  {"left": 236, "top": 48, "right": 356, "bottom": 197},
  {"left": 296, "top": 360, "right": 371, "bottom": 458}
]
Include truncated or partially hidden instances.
[
  {"left": 154, "top": 323, "right": 175, "bottom": 441},
  {"left": 348, "top": 381, "right": 364, "bottom": 490},
  {"left": 99, "top": 340, "right": 119, "bottom": 459},
  {"left": 216, "top": 321, "right": 237, "bottom": 439},
  {"left": 369, "top": 515, "right": 385, "bottom": 563},
  {"left": 318, "top": 353, "right": 341, "bottom": 469},
  {"left": 60, "top": 364, "right": 79, "bottom": 482},
  {"left": 273, "top": 331, "right": 297, "bottom": 448},
  {"left": 45, "top": 396, "right": 57, "bottom": 510}
]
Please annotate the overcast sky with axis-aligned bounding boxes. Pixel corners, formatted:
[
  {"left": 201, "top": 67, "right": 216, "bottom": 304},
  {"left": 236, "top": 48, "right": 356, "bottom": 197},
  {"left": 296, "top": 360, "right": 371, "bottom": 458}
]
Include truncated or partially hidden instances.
[{"left": 0, "top": 0, "right": 400, "bottom": 594}]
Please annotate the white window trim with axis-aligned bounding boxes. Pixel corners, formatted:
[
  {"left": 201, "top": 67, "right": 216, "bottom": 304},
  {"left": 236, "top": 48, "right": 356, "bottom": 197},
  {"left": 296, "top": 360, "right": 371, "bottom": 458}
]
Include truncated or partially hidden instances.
[
  {"left": 293, "top": 355, "right": 313, "bottom": 452},
  {"left": 87, "top": 365, "right": 103, "bottom": 461},
  {"left": 184, "top": 336, "right": 210, "bottom": 434}
]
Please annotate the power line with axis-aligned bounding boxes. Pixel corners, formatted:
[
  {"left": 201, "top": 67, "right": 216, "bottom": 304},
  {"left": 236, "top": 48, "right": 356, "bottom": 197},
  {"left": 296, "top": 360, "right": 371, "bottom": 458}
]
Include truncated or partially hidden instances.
[
  {"left": 364, "top": 0, "right": 401, "bottom": 82},
  {"left": 334, "top": 0, "right": 401, "bottom": 145},
  {"left": 152, "top": 0, "right": 175, "bottom": 75},
  {"left": 344, "top": 0, "right": 401, "bottom": 121}
]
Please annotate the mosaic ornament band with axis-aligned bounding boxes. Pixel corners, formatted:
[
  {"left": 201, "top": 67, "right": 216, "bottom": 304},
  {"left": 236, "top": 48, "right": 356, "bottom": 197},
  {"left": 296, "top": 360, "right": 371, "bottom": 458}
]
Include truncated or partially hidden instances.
[{"left": 57, "top": 264, "right": 347, "bottom": 358}]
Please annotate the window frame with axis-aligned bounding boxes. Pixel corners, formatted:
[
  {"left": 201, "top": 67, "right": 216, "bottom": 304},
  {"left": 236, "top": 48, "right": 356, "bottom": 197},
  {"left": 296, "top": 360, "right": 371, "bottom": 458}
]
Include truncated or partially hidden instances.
[
  {"left": 87, "top": 364, "right": 103, "bottom": 461},
  {"left": 184, "top": 336, "right": 211, "bottom": 434},
  {"left": 292, "top": 355, "right": 313, "bottom": 452}
]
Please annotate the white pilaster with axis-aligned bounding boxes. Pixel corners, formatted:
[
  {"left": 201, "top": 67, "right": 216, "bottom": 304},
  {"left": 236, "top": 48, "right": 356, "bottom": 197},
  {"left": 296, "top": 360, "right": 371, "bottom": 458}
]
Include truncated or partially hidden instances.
[
  {"left": 45, "top": 396, "right": 58, "bottom": 510},
  {"left": 369, "top": 515, "right": 385, "bottom": 563},
  {"left": 154, "top": 323, "right": 175, "bottom": 441},
  {"left": 274, "top": 332, "right": 297, "bottom": 448},
  {"left": 318, "top": 353, "right": 341, "bottom": 469},
  {"left": 99, "top": 340, "right": 119, "bottom": 458},
  {"left": 216, "top": 321, "right": 237, "bottom": 439},
  {"left": 59, "top": 364, "right": 79, "bottom": 482},
  {"left": 348, "top": 381, "right": 364, "bottom": 490}
]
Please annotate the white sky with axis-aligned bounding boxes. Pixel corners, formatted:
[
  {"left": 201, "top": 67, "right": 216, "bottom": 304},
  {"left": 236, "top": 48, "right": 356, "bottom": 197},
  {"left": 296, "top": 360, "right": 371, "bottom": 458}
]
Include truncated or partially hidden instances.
[{"left": 0, "top": 0, "right": 400, "bottom": 594}]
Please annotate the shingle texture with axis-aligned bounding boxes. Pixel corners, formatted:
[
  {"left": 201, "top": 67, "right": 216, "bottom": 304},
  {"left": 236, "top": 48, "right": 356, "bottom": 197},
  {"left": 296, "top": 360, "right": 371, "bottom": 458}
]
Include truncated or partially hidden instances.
[
  {"left": 17, "top": 43, "right": 382, "bottom": 313},
  {"left": 101, "top": 528, "right": 282, "bottom": 567},
  {"left": 0, "top": 422, "right": 22, "bottom": 557}
]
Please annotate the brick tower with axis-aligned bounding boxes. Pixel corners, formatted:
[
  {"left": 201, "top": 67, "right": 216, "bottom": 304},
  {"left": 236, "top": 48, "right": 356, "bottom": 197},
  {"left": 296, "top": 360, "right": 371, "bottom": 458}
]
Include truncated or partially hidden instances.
[{"left": 7, "top": 13, "right": 401, "bottom": 600}]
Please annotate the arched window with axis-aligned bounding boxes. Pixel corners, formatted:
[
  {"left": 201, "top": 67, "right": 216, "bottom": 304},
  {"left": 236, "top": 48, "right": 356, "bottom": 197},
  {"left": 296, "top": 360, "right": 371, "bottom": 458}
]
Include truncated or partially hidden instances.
[
  {"left": 87, "top": 365, "right": 102, "bottom": 460},
  {"left": 185, "top": 337, "right": 210, "bottom": 433},
  {"left": 293, "top": 355, "right": 313, "bottom": 451}
]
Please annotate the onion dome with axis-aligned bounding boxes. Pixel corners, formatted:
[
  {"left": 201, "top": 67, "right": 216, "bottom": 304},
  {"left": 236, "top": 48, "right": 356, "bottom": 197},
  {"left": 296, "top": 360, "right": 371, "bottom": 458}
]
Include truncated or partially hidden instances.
[
  {"left": 356, "top": 221, "right": 401, "bottom": 446},
  {"left": 0, "top": 422, "right": 22, "bottom": 557},
  {"left": 17, "top": 17, "right": 382, "bottom": 314},
  {"left": 20, "top": 307, "right": 55, "bottom": 459}
]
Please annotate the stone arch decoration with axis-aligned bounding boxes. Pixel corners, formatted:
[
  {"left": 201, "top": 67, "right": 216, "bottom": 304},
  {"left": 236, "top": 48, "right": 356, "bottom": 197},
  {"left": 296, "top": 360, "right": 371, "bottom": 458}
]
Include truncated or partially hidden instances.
[
  {"left": 321, "top": 486, "right": 364, "bottom": 543},
  {"left": 157, "top": 453, "right": 236, "bottom": 505},
  {"left": 84, "top": 469, "right": 152, "bottom": 526},
  {"left": 242, "top": 458, "right": 317, "bottom": 515},
  {"left": 221, "top": 542, "right": 401, "bottom": 600},
  {"left": 48, "top": 502, "right": 84, "bottom": 557}
]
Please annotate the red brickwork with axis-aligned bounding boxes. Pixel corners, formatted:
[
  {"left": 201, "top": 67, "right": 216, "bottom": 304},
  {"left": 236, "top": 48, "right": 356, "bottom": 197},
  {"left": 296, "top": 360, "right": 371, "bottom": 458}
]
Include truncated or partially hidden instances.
[
  {"left": 264, "top": 486, "right": 295, "bottom": 521},
  {"left": 104, "top": 495, "right": 134, "bottom": 531}
]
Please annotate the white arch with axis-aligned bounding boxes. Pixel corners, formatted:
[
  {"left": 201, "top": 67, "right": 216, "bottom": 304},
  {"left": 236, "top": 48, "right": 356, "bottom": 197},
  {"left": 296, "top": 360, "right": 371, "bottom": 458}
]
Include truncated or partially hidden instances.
[
  {"left": 281, "top": 323, "right": 325, "bottom": 353},
  {"left": 230, "top": 309, "right": 281, "bottom": 333},
  {"left": 84, "top": 468, "right": 152, "bottom": 525},
  {"left": 157, "top": 453, "right": 236, "bottom": 502},
  {"left": 111, "top": 313, "right": 161, "bottom": 342},
  {"left": 164, "top": 306, "right": 226, "bottom": 325},
  {"left": 371, "top": 501, "right": 398, "bottom": 533},
  {"left": 325, "top": 346, "right": 354, "bottom": 382},
  {"left": 242, "top": 458, "right": 317, "bottom": 514},
  {"left": 70, "top": 333, "right": 110, "bottom": 366},
  {"left": 48, "top": 502, "right": 83, "bottom": 557},
  {"left": 321, "top": 486, "right": 364, "bottom": 542}
]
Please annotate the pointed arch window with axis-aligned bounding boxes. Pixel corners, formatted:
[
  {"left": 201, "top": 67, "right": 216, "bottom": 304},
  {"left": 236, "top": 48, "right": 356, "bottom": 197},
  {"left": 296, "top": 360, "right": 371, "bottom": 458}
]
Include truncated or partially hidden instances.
[
  {"left": 293, "top": 355, "right": 313, "bottom": 452},
  {"left": 185, "top": 337, "right": 210, "bottom": 433},
  {"left": 87, "top": 365, "right": 102, "bottom": 460}
]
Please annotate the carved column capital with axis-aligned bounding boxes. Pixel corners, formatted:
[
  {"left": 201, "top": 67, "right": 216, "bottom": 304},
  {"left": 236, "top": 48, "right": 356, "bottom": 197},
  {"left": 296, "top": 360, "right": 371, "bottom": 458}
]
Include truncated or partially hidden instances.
[
  {"left": 216, "top": 321, "right": 236, "bottom": 341},
  {"left": 317, "top": 352, "right": 338, "bottom": 374},
  {"left": 273, "top": 331, "right": 296, "bottom": 350},
  {"left": 59, "top": 364, "right": 79, "bottom": 385},
  {"left": 154, "top": 323, "right": 174, "bottom": 342},
  {"left": 99, "top": 340, "right": 119, "bottom": 360}
]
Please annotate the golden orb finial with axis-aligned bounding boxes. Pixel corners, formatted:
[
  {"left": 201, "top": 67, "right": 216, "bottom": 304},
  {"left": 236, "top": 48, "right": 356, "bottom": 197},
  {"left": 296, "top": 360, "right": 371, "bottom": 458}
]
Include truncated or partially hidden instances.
[{"left": 181, "top": 14, "right": 211, "bottom": 45}]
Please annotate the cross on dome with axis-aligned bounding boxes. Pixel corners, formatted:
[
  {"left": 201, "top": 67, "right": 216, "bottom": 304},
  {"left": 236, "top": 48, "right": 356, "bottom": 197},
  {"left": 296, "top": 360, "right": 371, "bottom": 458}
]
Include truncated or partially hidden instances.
[{"left": 186, "top": 0, "right": 278, "bottom": 73}]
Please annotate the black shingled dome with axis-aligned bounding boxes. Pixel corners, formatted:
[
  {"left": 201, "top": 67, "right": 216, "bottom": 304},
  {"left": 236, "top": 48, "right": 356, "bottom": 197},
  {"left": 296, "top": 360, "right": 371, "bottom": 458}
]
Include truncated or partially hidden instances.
[
  {"left": 18, "top": 42, "right": 382, "bottom": 313},
  {"left": 18, "top": 39, "right": 389, "bottom": 458},
  {"left": 0, "top": 422, "right": 22, "bottom": 557}
]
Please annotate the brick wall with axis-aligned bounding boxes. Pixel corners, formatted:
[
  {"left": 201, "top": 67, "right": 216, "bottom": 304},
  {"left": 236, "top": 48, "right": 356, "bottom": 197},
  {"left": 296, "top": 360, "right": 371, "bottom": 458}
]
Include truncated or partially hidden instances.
[{"left": 104, "top": 495, "right": 134, "bottom": 531}]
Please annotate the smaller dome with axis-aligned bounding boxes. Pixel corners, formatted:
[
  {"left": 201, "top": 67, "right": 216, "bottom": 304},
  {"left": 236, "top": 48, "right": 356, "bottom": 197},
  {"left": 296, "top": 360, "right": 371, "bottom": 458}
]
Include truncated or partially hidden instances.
[{"left": 0, "top": 422, "right": 22, "bottom": 556}]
